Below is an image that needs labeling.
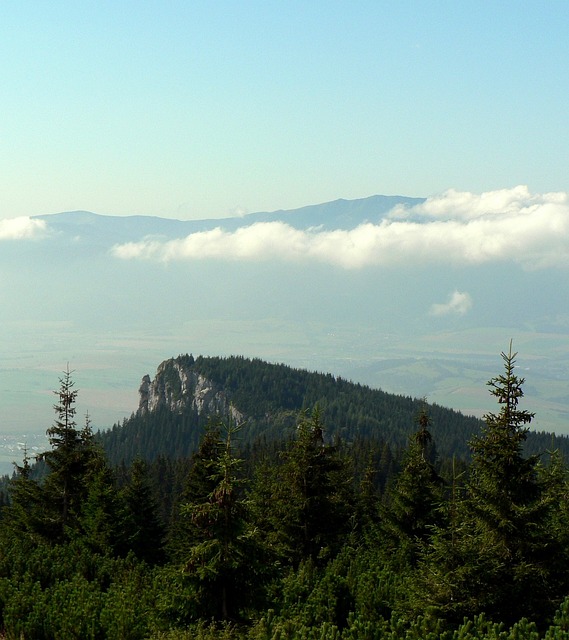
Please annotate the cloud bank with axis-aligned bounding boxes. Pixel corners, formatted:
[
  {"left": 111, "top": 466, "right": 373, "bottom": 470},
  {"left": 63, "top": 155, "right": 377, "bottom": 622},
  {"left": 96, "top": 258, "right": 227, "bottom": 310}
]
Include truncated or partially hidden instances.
[
  {"left": 0, "top": 217, "right": 46, "bottom": 240},
  {"left": 112, "top": 186, "right": 569, "bottom": 269},
  {"left": 429, "top": 291, "right": 473, "bottom": 317}
]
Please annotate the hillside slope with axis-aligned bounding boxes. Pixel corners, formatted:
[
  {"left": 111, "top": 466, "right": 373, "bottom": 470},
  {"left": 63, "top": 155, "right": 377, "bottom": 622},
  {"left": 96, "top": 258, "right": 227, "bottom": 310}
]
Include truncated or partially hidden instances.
[{"left": 100, "top": 354, "right": 569, "bottom": 467}]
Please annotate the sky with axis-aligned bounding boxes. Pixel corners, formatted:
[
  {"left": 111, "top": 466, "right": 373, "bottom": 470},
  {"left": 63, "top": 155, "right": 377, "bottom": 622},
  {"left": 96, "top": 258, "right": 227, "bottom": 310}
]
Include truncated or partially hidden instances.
[{"left": 2, "top": 1, "right": 569, "bottom": 221}]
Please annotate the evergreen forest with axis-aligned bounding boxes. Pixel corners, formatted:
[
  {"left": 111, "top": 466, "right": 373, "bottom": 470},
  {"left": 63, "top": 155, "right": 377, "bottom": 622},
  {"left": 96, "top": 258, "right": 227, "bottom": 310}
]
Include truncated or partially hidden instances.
[{"left": 2, "top": 347, "right": 569, "bottom": 638}]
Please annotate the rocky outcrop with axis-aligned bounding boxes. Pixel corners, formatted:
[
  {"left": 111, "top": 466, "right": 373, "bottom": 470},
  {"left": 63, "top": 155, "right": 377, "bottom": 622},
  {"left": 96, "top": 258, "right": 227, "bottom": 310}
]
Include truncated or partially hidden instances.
[{"left": 137, "top": 358, "right": 244, "bottom": 424}]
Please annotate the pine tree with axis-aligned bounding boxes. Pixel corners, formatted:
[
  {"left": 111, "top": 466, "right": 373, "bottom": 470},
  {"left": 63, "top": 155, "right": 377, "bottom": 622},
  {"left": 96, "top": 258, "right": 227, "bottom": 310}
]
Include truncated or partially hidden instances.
[
  {"left": 2, "top": 446, "right": 48, "bottom": 541},
  {"left": 464, "top": 343, "right": 550, "bottom": 623},
  {"left": 251, "top": 408, "right": 354, "bottom": 567},
  {"left": 414, "top": 344, "right": 565, "bottom": 626},
  {"left": 408, "top": 457, "right": 473, "bottom": 623},
  {"left": 177, "top": 418, "right": 265, "bottom": 620},
  {"left": 77, "top": 460, "right": 126, "bottom": 556},
  {"left": 40, "top": 367, "right": 102, "bottom": 540},
  {"left": 121, "top": 457, "right": 165, "bottom": 564},
  {"left": 355, "top": 455, "right": 382, "bottom": 539},
  {"left": 383, "top": 405, "right": 444, "bottom": 564},
  {"left": 533, "top": 448, "right": 569, "bottom": 617},
  {"left": 167, "top": 422, "right": 223, "bottom": 564}
]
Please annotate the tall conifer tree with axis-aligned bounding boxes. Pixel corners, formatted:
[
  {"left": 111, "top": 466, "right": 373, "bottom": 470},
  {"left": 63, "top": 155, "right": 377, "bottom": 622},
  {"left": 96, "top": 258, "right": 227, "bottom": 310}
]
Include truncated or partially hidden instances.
[
  {"left": 251, "top": 408, "right": 354, "bottom": 567},
  {"left": 3, "top": 446, "right": 48, "bottom": 541},
  {"left": 176, "top": 418, "right": 264, "bottom": 620},
  {"left": 121, "top": 457, "right": 165, "bottom": 564},
  {"left": 383, "top": 405, "right": 444, "bottom": 563},
  {"left": 40, "top": 367, "right": 101, "bottom": 540},
  {"left": 413, "top": 344, "right": 565, "bottom": 625}
]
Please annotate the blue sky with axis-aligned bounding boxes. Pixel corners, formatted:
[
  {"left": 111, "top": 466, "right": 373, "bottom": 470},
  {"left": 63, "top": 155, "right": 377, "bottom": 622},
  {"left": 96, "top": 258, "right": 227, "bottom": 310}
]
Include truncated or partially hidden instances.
[{"left": 2, "top": 1, "right": 568, "bottom": 220}]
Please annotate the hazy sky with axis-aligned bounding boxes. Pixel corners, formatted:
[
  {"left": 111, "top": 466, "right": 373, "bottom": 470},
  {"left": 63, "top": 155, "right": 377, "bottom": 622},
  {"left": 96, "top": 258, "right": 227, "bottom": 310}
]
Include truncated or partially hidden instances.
[{"left": 2, "top": 1, "right": 568, "bottom": 220}]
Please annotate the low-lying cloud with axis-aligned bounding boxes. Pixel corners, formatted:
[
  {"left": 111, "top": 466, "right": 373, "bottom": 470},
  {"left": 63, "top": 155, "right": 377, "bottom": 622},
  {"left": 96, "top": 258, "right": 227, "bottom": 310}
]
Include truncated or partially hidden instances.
[
  {"left": 112, "top": 186, "right": 569, "bottom": 270},
  {"left": 430, "top": 291, "right": 473, "bottom": 317},
  {"left": 0, "top": 217, "right": 46, "bottom": 240}
]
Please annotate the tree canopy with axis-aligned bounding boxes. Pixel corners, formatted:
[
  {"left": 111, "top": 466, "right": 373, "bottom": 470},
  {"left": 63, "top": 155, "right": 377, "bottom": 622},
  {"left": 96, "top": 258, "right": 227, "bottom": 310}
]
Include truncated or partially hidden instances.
[{"left": 1, "top": 349, "right": 569, "bottom": 638}]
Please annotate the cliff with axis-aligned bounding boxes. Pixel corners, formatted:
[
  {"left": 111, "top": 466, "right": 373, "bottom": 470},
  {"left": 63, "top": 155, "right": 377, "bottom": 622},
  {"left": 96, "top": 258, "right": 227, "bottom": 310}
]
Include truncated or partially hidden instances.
[{"left": 137, "top": 357, "right": 244, "bottom": 424}]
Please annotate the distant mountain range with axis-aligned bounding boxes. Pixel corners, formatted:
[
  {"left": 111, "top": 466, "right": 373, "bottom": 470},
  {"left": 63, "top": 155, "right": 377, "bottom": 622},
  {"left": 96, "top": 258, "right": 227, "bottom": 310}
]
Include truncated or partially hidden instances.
[{"left": 33, "top": 194, "right": 425, "bottom": 243}]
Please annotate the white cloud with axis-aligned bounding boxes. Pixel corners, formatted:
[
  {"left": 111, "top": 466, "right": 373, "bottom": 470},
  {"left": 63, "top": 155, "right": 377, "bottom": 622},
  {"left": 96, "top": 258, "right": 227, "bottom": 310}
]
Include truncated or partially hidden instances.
[
  {"left": 111, "top": 187, "right": 569, "bottom": 270},
  {"left": 113, "top": 223, "right": 308, "bottom": 262},
  {"left": 390, "top": 185, "right": 561, "bottom": 221},
  {"left": 0, "top": 217, "right": 46, "bottom": 240},
  {"left": 429, "top": 291, "right": 473, "bottom": 317}
]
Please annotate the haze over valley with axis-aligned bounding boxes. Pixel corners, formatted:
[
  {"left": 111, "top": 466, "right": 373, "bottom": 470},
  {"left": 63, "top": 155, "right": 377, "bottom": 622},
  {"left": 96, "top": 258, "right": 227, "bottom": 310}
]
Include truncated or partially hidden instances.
[{"left": 1, "top": 189, "right": 568, "bottom": 476}]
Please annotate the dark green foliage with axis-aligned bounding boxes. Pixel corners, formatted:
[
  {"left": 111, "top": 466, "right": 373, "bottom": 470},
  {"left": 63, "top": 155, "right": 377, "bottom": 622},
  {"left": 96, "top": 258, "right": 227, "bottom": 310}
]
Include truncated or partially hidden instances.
[
  {"left": 0, "top": 533, "right": 159, "bottom": 639},
  {"left": 382, "top": 405, "right": 445, "bottom": 563},
  {"left": 100, "top": 354, "right": 569, "bottom": 479},
  {"left": 354, "top": 455, "right": 382, "bottom": 537},
  {"left": 278, "top": 556, "right": 354, "bottom": 630},
  {"left": 463, "top": 345, "right": 561, "bottom": 625},
  {"left": 77, "top": 462, "right": 127, "bottom": 557},
  {"left": 145, "top": 454, "right": 193, "bottom": 528},
  {"left": 169, "top": 419, "right": 267, "bottom": 621},
  {"left": 167, "top": 423, "right": 224, "bottom": 564},
  {"left": 101, "top": 355, "right": 491, "bottom": 468},
  {"left": 120, "top": 457, "right": 165, "bottom": 564},
  {"left": 41, "top": 367, "right": 83, "bottom": 529},
  {"left": 188, "top": 354, "right": 569, "bottom": 462},
  {"left": 39, "top": 370, "right": 106, "bottom": 541},
  {"left": 250, "top": 408, "right": 354, "bottom": 567},
  {"left": 3, "top": 446, "right": 49, "bottom": 542},
  {"left": 412, "top": 345, "right": 569, "bottom": 627},
  {"left": 3, "top": 349, "right": 569, "bottom": 638},
  {"left": 103, "top": 404, "right": 205, "bottom": 468}
]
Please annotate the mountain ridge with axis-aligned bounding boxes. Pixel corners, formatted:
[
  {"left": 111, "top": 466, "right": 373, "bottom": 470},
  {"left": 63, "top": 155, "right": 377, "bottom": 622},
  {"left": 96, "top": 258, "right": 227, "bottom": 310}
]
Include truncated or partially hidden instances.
[
  {"left": 100, "top": 353, "right": 569, "bottom": 468},
  {"left": 32, "top": 193, "right": 425, "bottom": 239}
]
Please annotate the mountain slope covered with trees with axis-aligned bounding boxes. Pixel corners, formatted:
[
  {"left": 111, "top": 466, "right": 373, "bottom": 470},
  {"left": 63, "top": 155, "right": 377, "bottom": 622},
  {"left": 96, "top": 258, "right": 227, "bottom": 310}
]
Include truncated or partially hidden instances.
[
  {"left": 101, "top": 353, "right": 569, "bottom": 467},
  {"left": 1, "top": 349, "right": 569, "bottom": 637}
]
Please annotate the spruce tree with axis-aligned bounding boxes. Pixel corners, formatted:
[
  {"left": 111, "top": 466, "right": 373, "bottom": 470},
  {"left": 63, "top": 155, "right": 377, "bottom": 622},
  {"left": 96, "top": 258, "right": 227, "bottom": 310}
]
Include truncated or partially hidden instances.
[
  {"left": 167, "top": 422, "right": 223, "bottom": 564},
  {"left": 176, "top": 418, "right": 264, "bottom": 620},
  {"left": 77, "top": 460, "right": 126, "bottom": 556},
  {"left": 251, "top": 408, "right": 354, "bottom": 567},
  {"left": 383, "top": 405, "right": 444, "bottom": 564},
  {"left": 464, "top": 343, "right": 549, "bottom": 623},
  {"left": 2, "top": 446, "right": 48, "bottom": 541},
  {"left": 408, "top": 456, "right": 473, "bottom": 623},
  {"left": 535, "top": 448, "right": 569, "bottom": 607},
  {"left": 40, "top": 367, "right": 102, "bottom": 540},
  {"left": 414, "top": 344, "right": 564, "bottom": 626},
  {"left": 121, "top": 457, "right": 165, "bottom": 564},
  {"left": 355, "top": 456, "right": 382, "bottom": 539}
]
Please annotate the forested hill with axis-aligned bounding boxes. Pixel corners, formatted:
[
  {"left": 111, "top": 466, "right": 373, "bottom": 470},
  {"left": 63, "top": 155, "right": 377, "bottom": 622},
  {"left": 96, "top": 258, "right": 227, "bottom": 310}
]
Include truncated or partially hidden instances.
[{"left": 100, "top": 354, "right": 569, "bottom": 466}]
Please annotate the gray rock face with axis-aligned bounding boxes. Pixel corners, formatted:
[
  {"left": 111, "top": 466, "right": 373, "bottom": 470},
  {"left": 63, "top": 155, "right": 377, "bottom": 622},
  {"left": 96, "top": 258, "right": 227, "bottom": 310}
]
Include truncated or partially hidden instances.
[{"left": 137, "top": 359, "right": 244, "bottom": 424}]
